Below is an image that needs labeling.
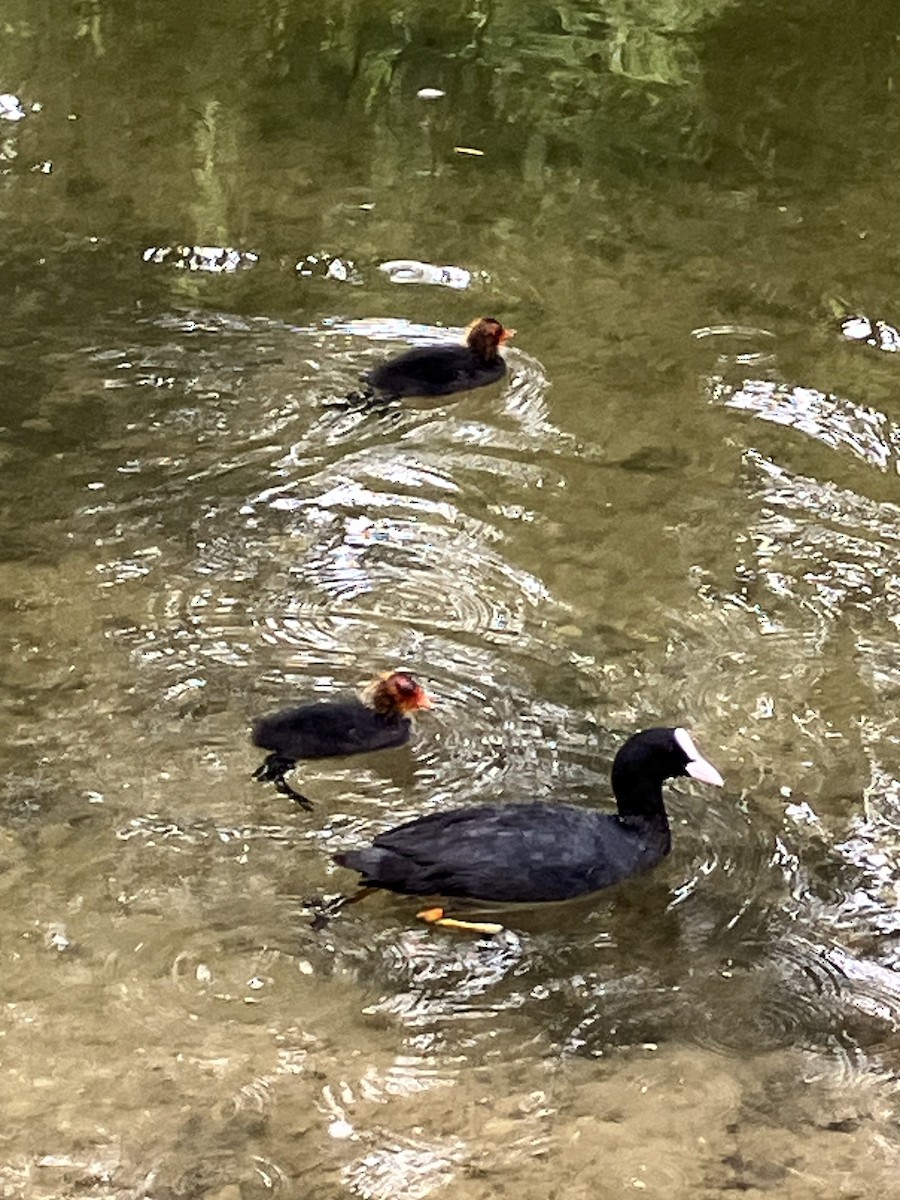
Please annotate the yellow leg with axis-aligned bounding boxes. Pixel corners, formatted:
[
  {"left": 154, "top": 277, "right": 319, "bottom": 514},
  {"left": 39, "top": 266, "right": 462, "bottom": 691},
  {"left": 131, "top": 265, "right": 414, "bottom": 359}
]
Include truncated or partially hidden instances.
[{"left": 416, "top": 906, "right": 505, "bottom": 935}]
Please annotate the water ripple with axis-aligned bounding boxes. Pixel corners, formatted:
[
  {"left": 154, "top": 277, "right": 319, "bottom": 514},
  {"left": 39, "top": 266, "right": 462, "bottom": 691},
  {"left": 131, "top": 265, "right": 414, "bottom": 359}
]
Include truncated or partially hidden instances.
[
  {"left": 710, "top": 377, "right": 900, "bottom": 471},
  {"left": 742, "top": 450, "right": 900, "bottom": 626},
  {"left": 342, "top": 1133, "right": 467, "bottom": 1200},
  {"left": 361, "top": 928, "right": 526, "bottom": 1029},
  {"left": 692, "top": 322, "right": 778, "bottom": 366}
]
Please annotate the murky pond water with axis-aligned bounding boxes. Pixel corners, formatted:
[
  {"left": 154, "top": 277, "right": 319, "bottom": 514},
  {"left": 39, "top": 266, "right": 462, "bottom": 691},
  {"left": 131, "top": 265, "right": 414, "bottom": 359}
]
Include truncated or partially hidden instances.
[{"left": 4, "top": 2, "right": 900, "bottom": 1197}]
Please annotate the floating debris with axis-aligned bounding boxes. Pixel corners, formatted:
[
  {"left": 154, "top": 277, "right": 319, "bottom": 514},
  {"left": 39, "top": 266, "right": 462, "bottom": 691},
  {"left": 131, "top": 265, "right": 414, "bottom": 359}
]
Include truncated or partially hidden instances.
[
  {"left": 0, "top": 93, "right": 27, "bottom": 122},
  {"left": 841, "top": 315, "right": 900, "bottom": 353},
  {"left": 379, "top": 259, "right": 471, "bottom": 289},
  {"left": 296, "top": 251, "right": 362, "bottom": 284},
  {"left": 142, "top": 245, "right": 259, "bottom": 273}
]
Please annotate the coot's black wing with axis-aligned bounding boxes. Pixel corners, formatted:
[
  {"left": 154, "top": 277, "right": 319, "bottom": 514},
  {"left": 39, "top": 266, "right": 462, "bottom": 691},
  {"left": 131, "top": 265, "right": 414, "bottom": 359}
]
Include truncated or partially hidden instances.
[
  {"left": 342, "top": 802, "right": 666, "bottom": 903},
  {"left": 367, "top": 345, "right": 504, "bottom": 398},
  {"left": 252, "top": 700, "right": 410, "bottom": 760}
]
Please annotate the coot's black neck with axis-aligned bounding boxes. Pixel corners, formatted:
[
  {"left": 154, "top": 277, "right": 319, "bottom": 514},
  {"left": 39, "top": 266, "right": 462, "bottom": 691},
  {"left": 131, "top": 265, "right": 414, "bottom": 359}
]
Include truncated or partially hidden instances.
[
  {"left": 612, "top": 767, "right": 672, "bottom": 859},
  {"left": 610, "top": 760, "right": 671, "bottom": 825}
]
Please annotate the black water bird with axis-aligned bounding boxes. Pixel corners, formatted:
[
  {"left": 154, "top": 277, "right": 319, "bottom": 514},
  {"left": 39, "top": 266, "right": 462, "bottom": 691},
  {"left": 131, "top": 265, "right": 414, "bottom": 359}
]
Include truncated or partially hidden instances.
[
  {"left": 251, "top": 671, "right": 434, "bottom": 809},
  {"left": 362, "top": 317, "right": 515, "bottom": 401},
  {"left": 332, "top": 727, "right": 723, "bottom": 932}
]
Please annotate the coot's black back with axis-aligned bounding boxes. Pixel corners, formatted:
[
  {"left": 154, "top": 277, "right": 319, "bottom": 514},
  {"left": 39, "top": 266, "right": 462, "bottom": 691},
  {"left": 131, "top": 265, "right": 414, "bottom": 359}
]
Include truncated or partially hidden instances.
[
  {"left": 337, "top": 801, "right": 670, "bottom": 903},
  {"left": 252, "top": 700, "right": 412, "bottom": 760}
]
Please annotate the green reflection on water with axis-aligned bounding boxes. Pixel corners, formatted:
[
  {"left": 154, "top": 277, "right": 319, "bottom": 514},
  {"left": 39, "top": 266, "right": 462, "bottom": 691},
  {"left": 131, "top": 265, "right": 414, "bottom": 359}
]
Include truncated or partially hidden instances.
[{"left": 4, "top": 1, "right": 900, "bottom": 1198}]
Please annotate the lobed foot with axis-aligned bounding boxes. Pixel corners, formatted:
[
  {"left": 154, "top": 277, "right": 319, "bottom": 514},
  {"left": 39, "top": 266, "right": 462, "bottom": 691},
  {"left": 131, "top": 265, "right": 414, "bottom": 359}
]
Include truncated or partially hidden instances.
[{"left": 416, "top": 906, "right": 505, "bottom": 935}]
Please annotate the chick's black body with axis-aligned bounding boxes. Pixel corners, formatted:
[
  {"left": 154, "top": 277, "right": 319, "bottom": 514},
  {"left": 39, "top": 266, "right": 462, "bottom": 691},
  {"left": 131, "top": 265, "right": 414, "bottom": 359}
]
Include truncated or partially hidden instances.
[
  {"left": 334, "top": 727, "right": 723, "bottom": 909},
  {"left": 365, "top": 317, "right": 514, "bottom": 400},
  {"left": 367, "top": 342, "right": 506, "bottom": 399},
  {"left": 252, "top": 700, "right": 413, "bottom": 762}
]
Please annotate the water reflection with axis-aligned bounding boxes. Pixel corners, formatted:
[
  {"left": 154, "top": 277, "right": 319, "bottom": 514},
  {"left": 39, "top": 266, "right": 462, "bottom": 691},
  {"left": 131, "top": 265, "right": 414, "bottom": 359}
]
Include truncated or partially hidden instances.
[
  {"left": 7, "top": 315, "right": 900, "bottom": 1195},
  {"left": 7, "top": 0, "right": 900, "bottom": 1189},
  {"left": 717, "top": 378, "right": 900, "bottom": 472}
]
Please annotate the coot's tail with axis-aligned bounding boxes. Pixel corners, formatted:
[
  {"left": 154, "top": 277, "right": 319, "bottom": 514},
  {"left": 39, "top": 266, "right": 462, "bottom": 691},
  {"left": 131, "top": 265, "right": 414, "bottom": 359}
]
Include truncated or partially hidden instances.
[
  {"left": 334, "top": 847, "right": 405, "bottom": 885},
  {"left": 333, "top": 849, "right": 369, "bottom": 873}
]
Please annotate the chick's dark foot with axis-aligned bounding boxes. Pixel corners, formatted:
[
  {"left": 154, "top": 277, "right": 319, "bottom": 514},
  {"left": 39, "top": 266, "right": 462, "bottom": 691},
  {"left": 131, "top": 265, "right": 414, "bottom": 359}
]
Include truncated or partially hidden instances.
[
  {"left": 276, "top": 780, "right": 314, "bottom": 811},
  {"left": 252, "top": 755, "right": 314, "bottom": 810}
]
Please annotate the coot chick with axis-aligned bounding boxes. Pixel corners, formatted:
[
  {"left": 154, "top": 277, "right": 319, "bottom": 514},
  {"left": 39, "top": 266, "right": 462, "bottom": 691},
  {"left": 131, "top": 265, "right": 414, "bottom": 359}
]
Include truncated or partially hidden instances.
[
  {"left": 252, "top": 671, "right": 433, "bottom": 810},
  {"left": 364, "top": 317, "right": 515, "bottom": 400},
  {"left": 333, "top": 727, "right": 723, "bottom": 932}
]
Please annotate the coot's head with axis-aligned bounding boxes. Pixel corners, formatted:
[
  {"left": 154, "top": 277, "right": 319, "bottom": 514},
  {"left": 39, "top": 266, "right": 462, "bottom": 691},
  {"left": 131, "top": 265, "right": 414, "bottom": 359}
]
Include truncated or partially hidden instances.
[
  {"left": 465, "top": 317, "right": 516, "bottom": 360},
  {"left": 365, "top": 671, "right": 435, "bottom": 716},
  {"left": 611, "top": 727, "right": 723, "bottom": 814}
]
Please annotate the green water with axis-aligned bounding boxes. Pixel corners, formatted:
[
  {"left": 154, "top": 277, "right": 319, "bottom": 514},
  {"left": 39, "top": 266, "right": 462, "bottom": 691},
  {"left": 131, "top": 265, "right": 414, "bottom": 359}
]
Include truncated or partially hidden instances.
[{"left": 3, "top": 2, "right": 900, "bottom": 1196}]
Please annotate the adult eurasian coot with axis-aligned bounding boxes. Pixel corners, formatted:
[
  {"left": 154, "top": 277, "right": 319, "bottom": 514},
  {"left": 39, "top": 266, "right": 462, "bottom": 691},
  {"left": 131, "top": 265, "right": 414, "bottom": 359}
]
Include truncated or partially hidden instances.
[{"left": 333, "top": 727, "right": 723, "bottom": 932}]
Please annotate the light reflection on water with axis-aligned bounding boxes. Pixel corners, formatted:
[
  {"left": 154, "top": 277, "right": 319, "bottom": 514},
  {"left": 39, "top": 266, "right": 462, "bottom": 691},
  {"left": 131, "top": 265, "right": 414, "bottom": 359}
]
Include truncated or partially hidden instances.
[
  {"left": 6, "top": 303, "right": 900, "bottom": 1199},
  {"left": 7, "top": 0, "right": 900, "bottom": 1184}
]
